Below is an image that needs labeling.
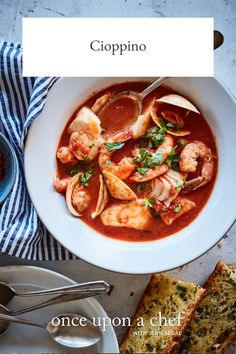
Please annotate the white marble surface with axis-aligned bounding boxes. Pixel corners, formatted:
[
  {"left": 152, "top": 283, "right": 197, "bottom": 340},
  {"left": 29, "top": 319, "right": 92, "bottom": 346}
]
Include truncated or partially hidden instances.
[{"left": 0, "top": 0, "right": 236, "bottom": 353}]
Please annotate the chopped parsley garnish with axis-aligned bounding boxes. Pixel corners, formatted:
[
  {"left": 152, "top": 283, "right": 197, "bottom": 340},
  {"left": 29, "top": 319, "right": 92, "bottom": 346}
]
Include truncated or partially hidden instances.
[
  {"left": 136, "top": 182, "right": 147, "bottom": 193},
  {"left": 143, "top": 198, "right": 156, "bottom": 208},
  {"left": 135, "top": 149, "right": 163, "bottom": 170},
  {"left": 166, "top": 122, "right": 175, "bottom": 129},
  {"left": 165, "top": 146, "right": 180, "bottom": 169},
  {"left": 105, "top": 160, "right": 111, "bottom": 166},
  {"left": 151, "top": 209, "right": 161, "bottom": 218},
  {"left": 144, "top": 126, "right": 159, "bottom": 139},
  {"left": 67, "top": 165, "right": 80, "bottom": 175},
  {"left": 67, "top": 158, "right": 93, "bottom": 176},
  {"left": 80, "top": 170, "right": 93, "bottom": 187},
  {"left": 137, "top": 167, "right": 149, "bottom": 177},
  {"left": 89, "top": 143, "right": 95, "bottom": 148},
  {"left": 104, "top": 142, "right": 125, "bottom": 152},
  {"left": 153, "top": 132, "right": 164, "bottom": 146},
  {"left": 143, "top": 126, "right": 165, "bottom": 148},
  {"left": 178, "top": 139, "right": 187, "bottom": 147},
  {"left": 174, "top": 203, "right": 182, "bottom": 213},
  {"left": 175, "top": 181, "right": 186, "bottom": 190},
  {"left": 147, "top": 151, "right": 163, "bottom": 167}
]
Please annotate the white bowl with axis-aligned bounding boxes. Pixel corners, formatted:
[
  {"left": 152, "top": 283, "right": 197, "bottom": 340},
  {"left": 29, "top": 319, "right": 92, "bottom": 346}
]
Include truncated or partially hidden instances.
[{"left": 24, "top": 77, "right": 236, "bottom": 274}]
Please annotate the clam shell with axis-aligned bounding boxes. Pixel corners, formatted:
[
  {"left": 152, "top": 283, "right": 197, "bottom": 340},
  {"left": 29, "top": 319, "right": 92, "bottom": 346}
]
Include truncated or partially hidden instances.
[
  {"left": 91, "top": 175, "right": 108, "bottom": 219},
  {"left": 151, "top": 108, "right": 191, "bottom": 137},
  {"left": 66, "top": 173, "right": 82, "bottom": 217},
  {"left": 156, "top": 94, "right": 200, "bottom": 114},
  {"left": 103, "top": 171, "right": 137, "bottom": 200}
]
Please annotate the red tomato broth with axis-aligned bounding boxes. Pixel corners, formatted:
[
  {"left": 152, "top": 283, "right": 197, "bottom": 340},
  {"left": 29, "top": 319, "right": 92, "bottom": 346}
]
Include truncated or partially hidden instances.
[{"left": 57, "top": 81, "right": 218, "bottom": 242}]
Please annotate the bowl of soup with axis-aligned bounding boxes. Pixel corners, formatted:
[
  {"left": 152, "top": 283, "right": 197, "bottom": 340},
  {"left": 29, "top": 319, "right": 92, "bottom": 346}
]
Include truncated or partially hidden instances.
[{"left": 24, "top": 77, "right": 236, "bottom": 273}]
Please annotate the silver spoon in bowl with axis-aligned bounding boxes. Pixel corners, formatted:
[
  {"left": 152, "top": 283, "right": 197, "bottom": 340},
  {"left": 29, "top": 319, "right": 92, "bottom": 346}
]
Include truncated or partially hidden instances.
[{"left": 0, "top": 311, "right": 101, "bottom": 348}]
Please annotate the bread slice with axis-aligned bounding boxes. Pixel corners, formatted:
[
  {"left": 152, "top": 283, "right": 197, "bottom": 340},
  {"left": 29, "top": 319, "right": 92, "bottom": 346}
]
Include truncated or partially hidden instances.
[
  {"left": 177, "top": 261, "right": 236, "bottom": 354},
  {"left": 120, "top": 273, "right": 205, "bottom": 354}
]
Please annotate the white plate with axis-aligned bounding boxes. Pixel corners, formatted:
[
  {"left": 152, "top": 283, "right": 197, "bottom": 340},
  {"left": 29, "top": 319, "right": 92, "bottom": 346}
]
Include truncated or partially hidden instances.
[
  {"left": 24, "top": 77, "right": 236, "bottom": 274},
  {"left": 0, "top": 265, "right": 118, "bottom": 353}
]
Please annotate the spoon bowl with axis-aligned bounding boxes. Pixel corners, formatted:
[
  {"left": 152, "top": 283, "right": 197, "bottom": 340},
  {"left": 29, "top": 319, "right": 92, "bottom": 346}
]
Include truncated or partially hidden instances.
[
  {"left": 47, "top": 313, "right": 101, "bottom": 348},
  {"left": 99, "top": 77, "right": 168, "bottom": 134},
  {"left": 0, "top": 283, "right": 15, "bottom": 305},
  {"left": 0, "top": 310, "right": 102, "bottom": 348}
]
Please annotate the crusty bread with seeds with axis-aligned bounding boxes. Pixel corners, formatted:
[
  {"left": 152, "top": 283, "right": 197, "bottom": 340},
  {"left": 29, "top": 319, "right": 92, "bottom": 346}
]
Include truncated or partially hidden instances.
[
  {"left": 177, "top": 261, "right": 236, "bottom": 354},
  {"left": 120, "top": 273, "right": 205, "bottom": 354}
]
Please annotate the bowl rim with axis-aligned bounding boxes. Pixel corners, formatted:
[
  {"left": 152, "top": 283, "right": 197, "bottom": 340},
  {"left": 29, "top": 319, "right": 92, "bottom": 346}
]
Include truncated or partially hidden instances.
[
  {"left": 0, "top": 132, "right": 17, "bottom": 204},
  {"left": 24, "top": 76, "right": 236, "bottom": 274}
]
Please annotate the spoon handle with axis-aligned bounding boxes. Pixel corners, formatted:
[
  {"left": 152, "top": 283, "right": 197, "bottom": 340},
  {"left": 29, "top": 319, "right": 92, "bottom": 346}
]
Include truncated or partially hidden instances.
[
  {"left": 15, "top": 280, "right": 110, "bottom": 297},
  {"left": 12, "top": 290, "right": 104, "bottom": 316},
  {"left": 0, "top": 312, "right": 44, "bottom": 329},
  {"left": 140, "top": 77, "right": 168, "bottom": 99}
]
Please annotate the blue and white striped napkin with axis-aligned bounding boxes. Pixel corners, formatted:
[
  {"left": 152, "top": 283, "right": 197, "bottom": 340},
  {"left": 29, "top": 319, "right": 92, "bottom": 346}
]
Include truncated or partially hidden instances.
[{"left": 0, "top": 41, "right": 75, "bottom": 260}]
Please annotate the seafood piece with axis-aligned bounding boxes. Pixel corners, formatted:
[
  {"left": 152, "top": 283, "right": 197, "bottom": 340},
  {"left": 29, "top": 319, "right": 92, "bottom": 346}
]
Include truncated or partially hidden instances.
[
  {"left": 160, "top": 198, "right": 196, "bottom": 225},
  {"left": 130, "top": 164, "right": 169, "bottom": 183},
  {"left": 91, "top": 175, "right": 108, "bottom": 219},
  {"left": 100, "top": 199, "right": 151, "bottom": 230},
  {"left": 180, "top": 140, "right": 214, "bottom": 191},
  {"left": 56, "top": 147, "right": 77, "bottom": 164},
  {"left": 156, "top": 94, "right": 200, "bottom": 114},
  {"left": 68, "top": 106, "right": 104, "bottom": 161},
  {"left": 98, "top": 144, "right": 135, "bottom": 180},
  {"left": 151, "top": 107, "right": 191, "bottom": 136},
  {"left": 149, "top": 169, "right": 187, "bottom": 207},
  {"left": 53, "top": 176, "right": 71, "bottom": 193},
  {"left": 130, "top": 134, "right": 173, "bottom": 182},
  {"left": 68, "top": 107, "right": 102, "bottom": 137},
  {"left": 69, "top": 132, "right": 103, "bottom": 161},
  {"left": 91, "top": 93, "right": 113, "bottom": 114},
  {"left": 66, "top": 173, "right": 91, "bottom": 217},
  {"left": 103, "top": 171, "right": 137, "bottom": 200},
  {"left": 109, "top": 98, "right": 155, "bottom": 142}
]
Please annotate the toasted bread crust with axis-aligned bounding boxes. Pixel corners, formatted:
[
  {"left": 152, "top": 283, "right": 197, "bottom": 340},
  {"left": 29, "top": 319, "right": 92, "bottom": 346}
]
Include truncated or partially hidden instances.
[
  {"left": 120, "top": 274, "right": 205, "bottom": 354},
  {"left": 177, "top": 261, "right": 236, "bottom": 354}
]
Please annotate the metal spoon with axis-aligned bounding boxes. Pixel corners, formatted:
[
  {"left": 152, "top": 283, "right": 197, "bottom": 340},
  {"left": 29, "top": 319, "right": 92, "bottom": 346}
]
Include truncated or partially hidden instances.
[
  {"left": 0, "top": 280, "right": 110, "bottom": 305},
  {"left": 0, "top": 288, "right": 108, "bottom": 319},
  {"left": 0, "top": 312, "right": 101, "bottom": 348}
]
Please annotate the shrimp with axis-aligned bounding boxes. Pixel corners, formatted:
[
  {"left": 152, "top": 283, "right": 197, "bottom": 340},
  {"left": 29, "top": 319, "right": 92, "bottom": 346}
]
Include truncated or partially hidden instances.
[
  {"left": 130, "top": 134, "right": 173, "bottom": 182},
  {"left": 109, "top": 98, "right": 155, "bottom": 142},
  {"left": 56, "top": 147, "right": 77, "bottom": 164},
  {"left": 98, "top": 144, "right": 135, "bottom": 180},
  {"left": 179, "top": 140, "right": 214, "bottom": 191},
  {"left": 130, "top": 164, "right": 169, "bottom": 183},
  {"left": 53, "top": 177, "right": 71, "bottom": 193},
  {"left": 100, "top": 199, "right": 152, "bottom": 230},
  {"left": 69, "top": 132, "right": 103, "bottom": 161}
]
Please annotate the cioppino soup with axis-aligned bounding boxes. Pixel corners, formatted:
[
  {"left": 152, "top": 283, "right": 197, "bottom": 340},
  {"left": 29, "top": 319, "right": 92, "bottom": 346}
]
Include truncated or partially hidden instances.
[{"left": 54, "top": 82, "right": 218, "bottom": 242}]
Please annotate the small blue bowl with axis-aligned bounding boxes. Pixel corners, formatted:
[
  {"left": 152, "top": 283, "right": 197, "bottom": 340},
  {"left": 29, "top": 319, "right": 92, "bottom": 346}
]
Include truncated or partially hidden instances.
[{"left": 0, "top": 133, "right": 17, "bottom": 204}]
